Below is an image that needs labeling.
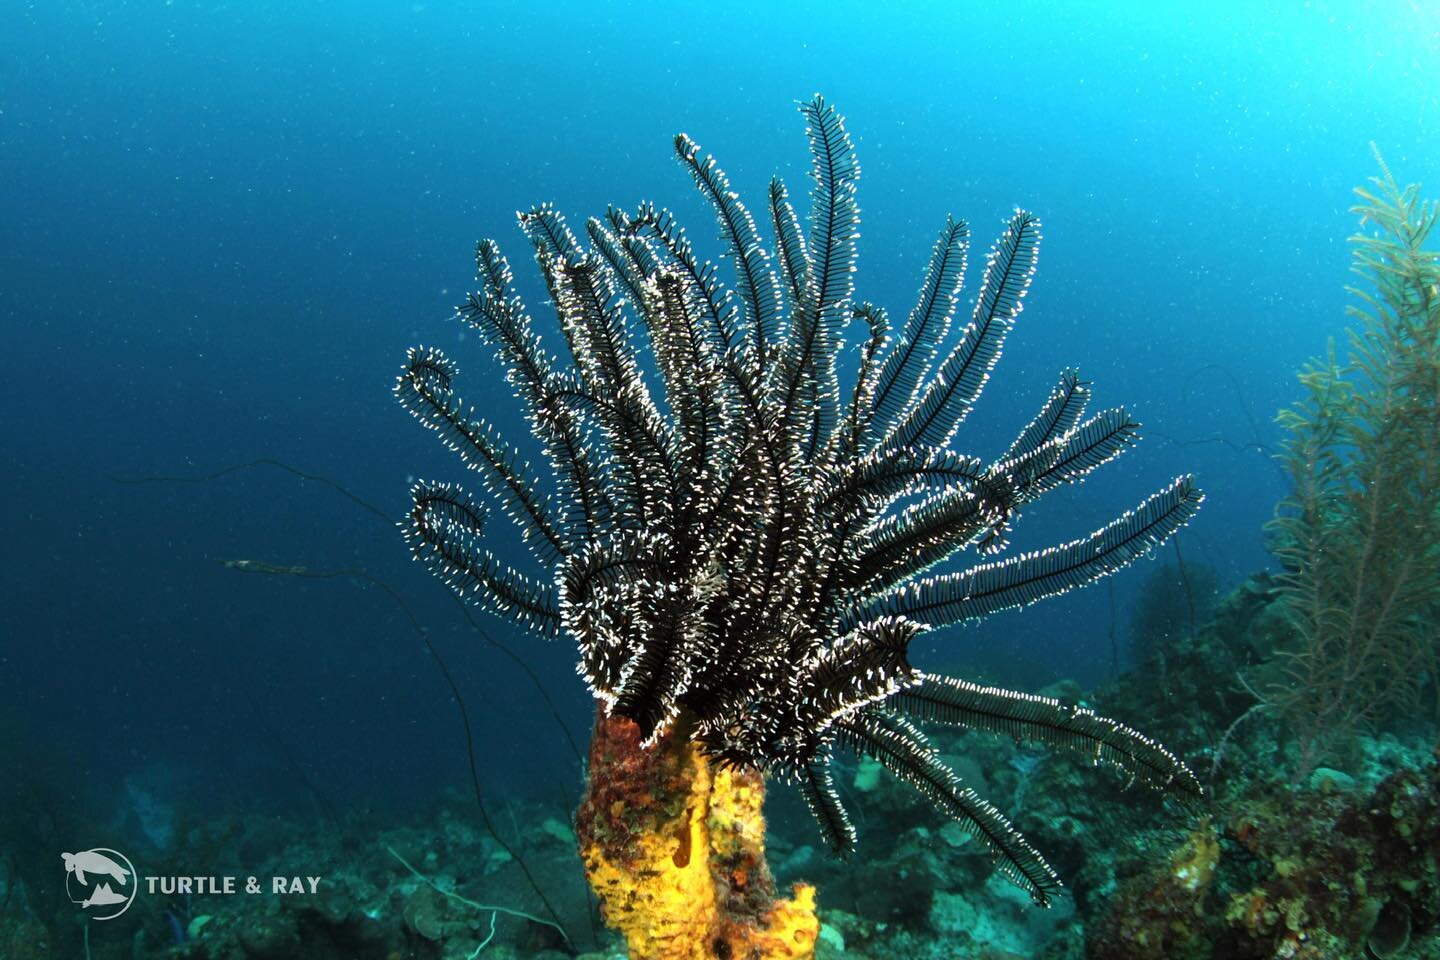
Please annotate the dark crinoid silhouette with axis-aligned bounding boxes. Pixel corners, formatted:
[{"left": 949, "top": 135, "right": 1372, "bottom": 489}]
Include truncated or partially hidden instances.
[{"left": 397, "top": 95, "right": 1203, "bottom": 906}]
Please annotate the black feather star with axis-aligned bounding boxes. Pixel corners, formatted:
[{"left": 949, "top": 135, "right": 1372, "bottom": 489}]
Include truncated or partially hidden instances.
[{"left": 398, "top": 95, "right": 1203, "bottom": 907}]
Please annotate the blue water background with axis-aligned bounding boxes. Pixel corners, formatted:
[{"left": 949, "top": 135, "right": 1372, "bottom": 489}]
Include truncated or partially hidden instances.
[{"left": 3, "top": 2, "right": 1438, "bottom": 814}]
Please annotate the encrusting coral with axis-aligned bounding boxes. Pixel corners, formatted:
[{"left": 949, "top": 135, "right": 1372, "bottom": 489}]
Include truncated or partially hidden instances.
[{"left": 397, "top": 95, "right": 1202, "bottom": 956}]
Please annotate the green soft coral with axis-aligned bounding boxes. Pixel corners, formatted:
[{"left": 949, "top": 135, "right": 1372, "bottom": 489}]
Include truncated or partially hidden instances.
[{"left": 1268, "top": 149, "right": 1440, "bottom": 776}]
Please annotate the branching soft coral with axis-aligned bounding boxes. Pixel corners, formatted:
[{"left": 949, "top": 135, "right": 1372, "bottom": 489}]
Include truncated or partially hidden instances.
[{"left": 1269, "top": 149, "right": 1440, "bottom": 776}]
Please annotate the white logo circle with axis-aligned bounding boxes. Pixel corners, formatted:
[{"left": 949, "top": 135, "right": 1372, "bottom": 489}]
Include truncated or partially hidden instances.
[{"left": 63, "top": 848, "right": 138, "bottom": 920}]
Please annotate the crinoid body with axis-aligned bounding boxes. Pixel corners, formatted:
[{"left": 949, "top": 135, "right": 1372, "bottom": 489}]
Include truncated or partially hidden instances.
[{"left": 398, "top": 95, "right": 1203, "bottom": 957}]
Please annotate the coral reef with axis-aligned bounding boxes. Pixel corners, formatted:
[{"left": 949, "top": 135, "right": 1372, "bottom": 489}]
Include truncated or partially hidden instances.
[
  {"left": 127, "top": 798, "right": 586, "bottom": 960},
  {"left": 44, "top": 99, "right": 1429, "bottom": 960},
  {"left": 1087, "top": 751, "right": 1440, "bottom": 959},
  {"left": 5, "top": 570, "right": 1435, "bottom": 958}
]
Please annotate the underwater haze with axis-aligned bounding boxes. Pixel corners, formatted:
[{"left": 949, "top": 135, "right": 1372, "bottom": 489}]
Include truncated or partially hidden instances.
[{"left": 3, "top": 3, "right": 1439, "bottom": 959}]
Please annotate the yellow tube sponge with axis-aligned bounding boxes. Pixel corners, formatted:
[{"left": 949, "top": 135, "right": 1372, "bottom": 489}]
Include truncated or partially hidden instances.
[{"left": 576, "top": 713, "right": 818, "bottom": 959}]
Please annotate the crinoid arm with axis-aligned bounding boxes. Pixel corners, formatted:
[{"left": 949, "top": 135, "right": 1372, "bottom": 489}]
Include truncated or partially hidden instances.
[
  {"left": 835, "top": 710, "right": 1063, "bottom": 906},
  {"left": 891, "top": 674, "right": 1204, "bottom": 797}
]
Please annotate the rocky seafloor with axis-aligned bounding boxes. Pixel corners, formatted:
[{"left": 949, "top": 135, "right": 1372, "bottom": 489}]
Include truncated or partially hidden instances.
[{"left": 4, "top": 576, "right": 1437, "bottom": 959}]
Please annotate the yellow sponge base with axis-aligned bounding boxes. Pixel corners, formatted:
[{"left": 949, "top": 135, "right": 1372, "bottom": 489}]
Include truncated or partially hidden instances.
[{"left": 578, "top": 716, "right": 818, "bottom": 959}]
